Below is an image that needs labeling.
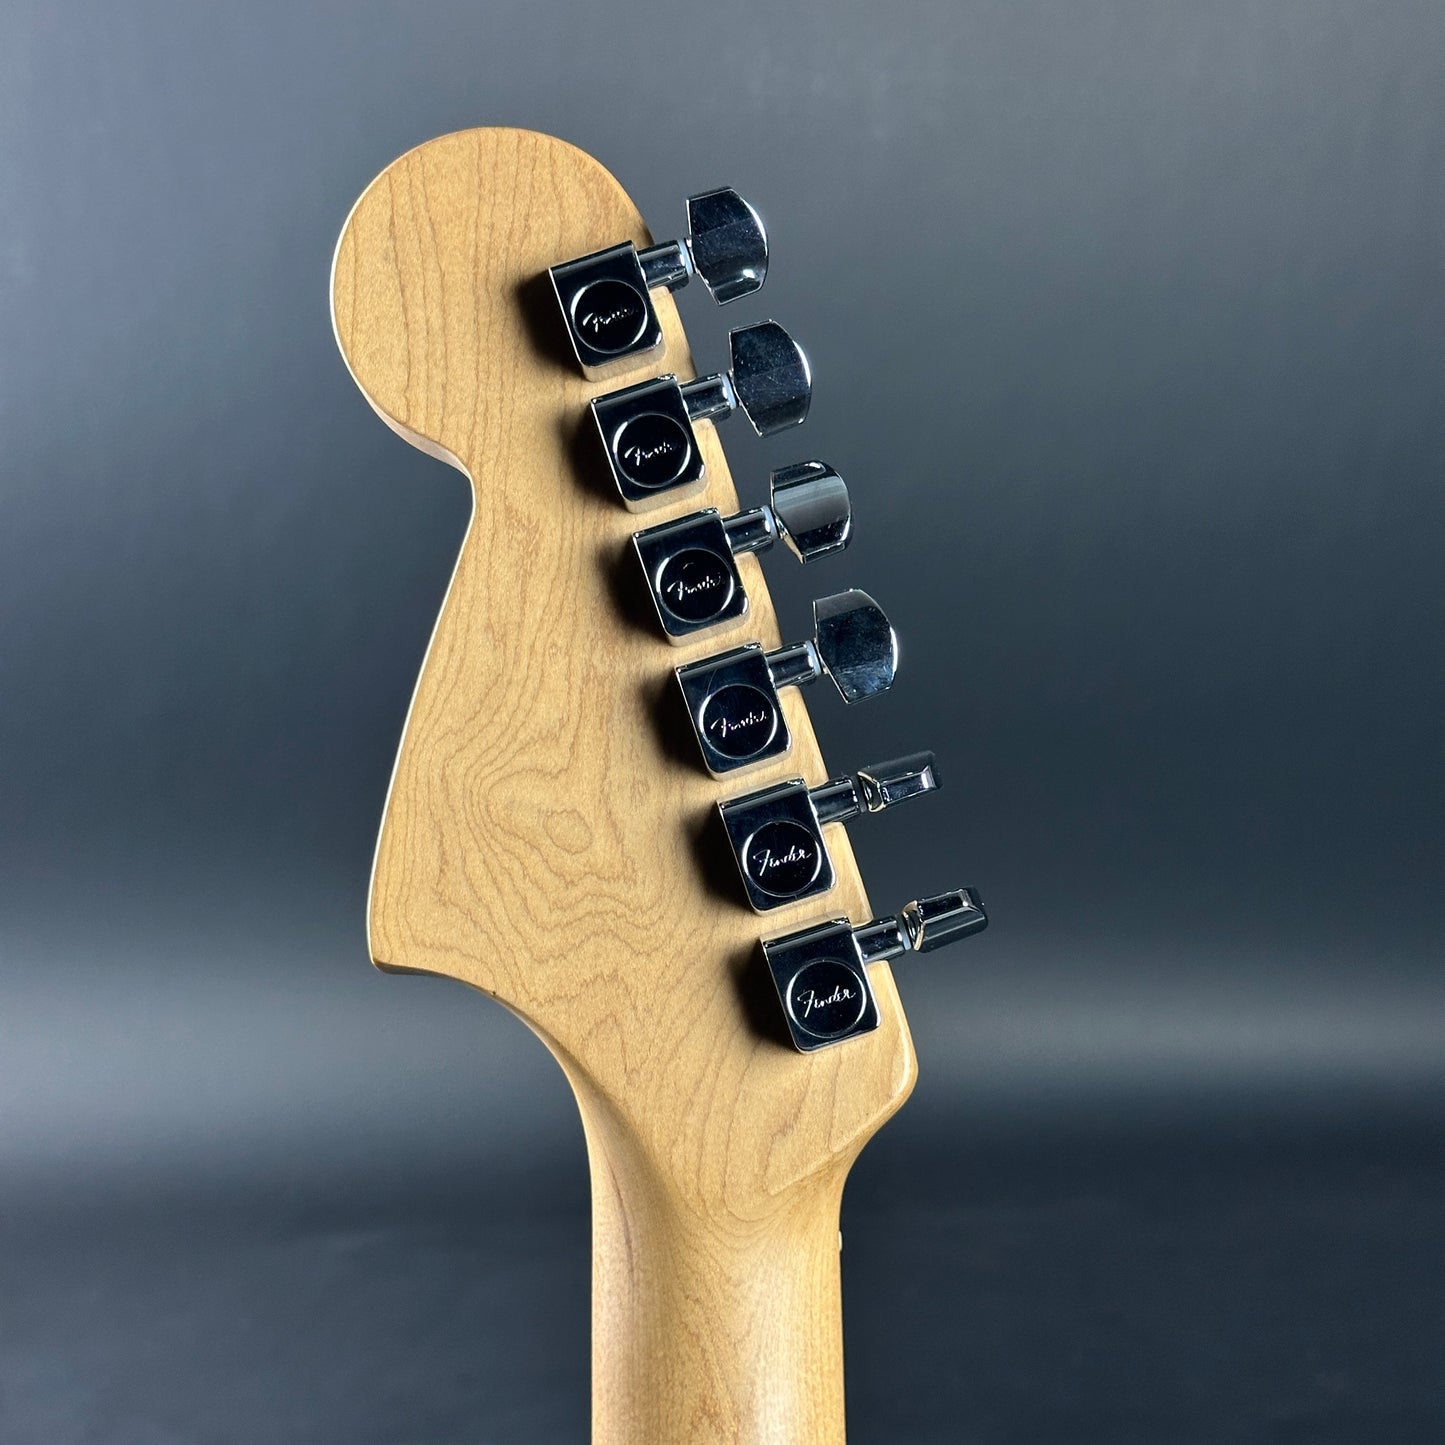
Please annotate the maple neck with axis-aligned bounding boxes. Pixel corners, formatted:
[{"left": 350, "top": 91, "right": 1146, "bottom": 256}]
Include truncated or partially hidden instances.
[
  {"left": 331, "top": 127, "right": 919, "bottom": 1445},
  {"left": 576, "top": 1072, "right": 848, "bottom": 1445}
]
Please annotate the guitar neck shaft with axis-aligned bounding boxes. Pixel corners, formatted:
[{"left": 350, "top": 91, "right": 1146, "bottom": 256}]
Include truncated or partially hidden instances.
[{"left": 583, "top": 1104, "right": 848, "bottom": 1445}]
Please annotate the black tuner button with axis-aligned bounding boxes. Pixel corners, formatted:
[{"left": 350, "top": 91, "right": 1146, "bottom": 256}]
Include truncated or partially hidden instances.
[
  {"left": 761, "top": 888, "right": 988, "bottom": 1052},
  {"left": 719, "top": 754, "right": 940, "bottom": 913},
  {"left": 631, "top": 462, "right": 851, "bottom": 643},
  {"left": 548, "top": 188, "right": 768, "bottom": 381},
  {"left": 674, "top": 590, "right": 897, "bottom": 777},
  {"left": 589, "top": 321, "right": 811, "bottom": 512}
]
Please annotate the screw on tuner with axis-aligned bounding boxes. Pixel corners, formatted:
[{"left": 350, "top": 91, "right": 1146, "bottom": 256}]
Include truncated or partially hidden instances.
[
  {"left": 762, "top": 890, "right": 988, "bottom": 1051},
  {"left": 674, "top": 589, "right": 897, "bottom": 777},
  {"left": 549, "top": 188, "right": 767, "bottom": 380},
  {"left": 590, "top": 321, "right": 811, "bottom": 510},
  {"left": 719, "top": 753, "right": 939, "bottom": 912},
  {"left": 632, "top": 461, "right": 851, "bottom": 641}
]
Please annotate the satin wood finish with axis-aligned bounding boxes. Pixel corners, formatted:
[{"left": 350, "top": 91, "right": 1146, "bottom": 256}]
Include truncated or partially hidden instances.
[{"left": 331, "top": 128, "right": 916, "bottom": 1445}]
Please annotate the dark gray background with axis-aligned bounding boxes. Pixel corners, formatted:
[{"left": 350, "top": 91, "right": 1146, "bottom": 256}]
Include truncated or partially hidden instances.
[{"left": 2, "top": 2, "right": 1442, "bottom": 1441}]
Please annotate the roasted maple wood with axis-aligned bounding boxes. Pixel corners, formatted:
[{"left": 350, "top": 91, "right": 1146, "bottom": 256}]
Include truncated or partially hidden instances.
[{"left": 331, "top": 127, "right": 916, "bottom": 1445}]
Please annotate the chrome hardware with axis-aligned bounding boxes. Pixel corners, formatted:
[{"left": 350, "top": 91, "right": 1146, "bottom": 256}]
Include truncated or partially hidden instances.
[
  {"left": 589, "top": 321, "right": 812, "bottom": 511},
  {"left": 810, "top": 588, "right": 898, "bottom": 703},
  {"left": 760, "top": 461, "right": 852, "bottom": 562},
  {"left": 811, "top": 752, "right": 939, "bottom": 822},
  {"left": 681, "top": 188, "right": 769, "bottom": 302},
  {"left": 674, "top": 589, "right": 897, "bottom": 777},
  {"left": 631, "top": 462, "right": 851, "bottom": 641},
  {"left": 719, "top": 754, "right": 939, "bottom": 912},
  {"left": 549, "top": 188, "right": 768, "bottom": 381},
  {"left": 761, "top": 888, "right": 988, "bottom": 1051}
]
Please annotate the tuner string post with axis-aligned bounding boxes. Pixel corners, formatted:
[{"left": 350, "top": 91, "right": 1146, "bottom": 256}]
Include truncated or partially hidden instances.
[
  {"left": 765, "top": 640, "right": 822, "bottom": 691},
  {"left": 720, "top": 507, "right": 778, "bottom": 557},
  {"left": 680, "top": 372, "right": 739, "bottom": 424},
  {"left": 853, "top": 919, "right": 908, "bottom": 966},
  {"left": 636, "top": 239, "right": 692, "bottom": 292},
  {"left": 808, "top": 777, "right": 863, "bottom": 826}
]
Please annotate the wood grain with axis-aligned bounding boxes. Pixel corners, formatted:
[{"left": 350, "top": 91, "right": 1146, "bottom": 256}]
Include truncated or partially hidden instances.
[{"left": 332, "top": 127, "right": 916, "bottom": 1445}]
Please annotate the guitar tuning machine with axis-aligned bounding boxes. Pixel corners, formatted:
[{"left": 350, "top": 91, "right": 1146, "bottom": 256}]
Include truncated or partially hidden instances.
[
  {"left": 589, "top": 321, "right": 812, "bottom": 511},
  {"left": 549, "top": 188, "right": 768, "bottom": 381},
  {"left": 674, "top": 588, "right": 897, "bottom": 777},
  {"left": 631, "top": 461, "right": 851, "bottom": 641},
  {"left": 719, "top": 753, "right": 939, "bottom": 913},
  {"left": 762, "top": 889, "right": 989, "bottom": 1051}
]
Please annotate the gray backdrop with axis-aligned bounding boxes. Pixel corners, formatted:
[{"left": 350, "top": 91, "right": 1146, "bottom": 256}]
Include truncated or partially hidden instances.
[{"left": 2, "top": 2, "right": 1441, "bottom": 1441}]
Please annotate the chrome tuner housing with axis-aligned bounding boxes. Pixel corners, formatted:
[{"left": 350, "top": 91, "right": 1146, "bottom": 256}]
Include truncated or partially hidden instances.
[
  {"left": 589, "top": 321, "right": 812, "bottom": 511},
  {"left": 630, "top": 461, "right": 851, "bottom": 642},
  {"left": 762, "top": 888, "right": 988, "bottom": 1051},
  {"left": 718, "top": 754, "right": 940, "bottom": 913},
  {"left": 673, "top": 590, "right": 898, "bottom": 777},
  {"left": 548, "top": 187, "right": 768, "bottom": 381}
]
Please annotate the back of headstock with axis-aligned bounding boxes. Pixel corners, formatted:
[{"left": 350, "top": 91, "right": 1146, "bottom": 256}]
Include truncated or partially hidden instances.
[{"left": 331, "top": 127, "right": 983, "bottom": 1445}]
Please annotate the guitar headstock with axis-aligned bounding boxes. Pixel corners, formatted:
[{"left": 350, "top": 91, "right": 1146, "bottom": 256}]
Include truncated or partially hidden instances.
[{"left": 331, "top": 128, "right": 974, "bottom": 1214}]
